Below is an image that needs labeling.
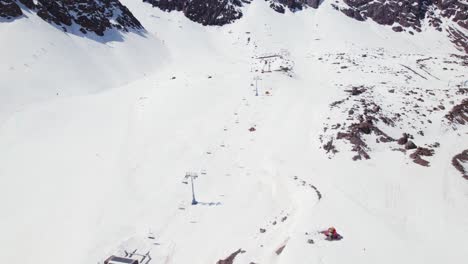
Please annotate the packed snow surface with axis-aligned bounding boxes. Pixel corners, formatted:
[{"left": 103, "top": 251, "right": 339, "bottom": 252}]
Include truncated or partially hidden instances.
[{"left": 0, "top": 1, "right": 467, "bottom": 264}]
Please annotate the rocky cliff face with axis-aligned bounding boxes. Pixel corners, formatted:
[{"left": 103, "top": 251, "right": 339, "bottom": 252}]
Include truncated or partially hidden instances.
[
  {"left": 143, "top": 0, "right": 249, "bottom": 26},
  {"left": 1, "top": 0, "right": 143, "bottom": 36},
  {"left": 0, "top": 0, "right": 23, "bottom": 19},
  {"left": 268, "top": 0, "right": 320, "bottom": 13},
  {"left": 1, "top": 0, "right": 466, "bottom": 53},
  {"left": 335, "top": 0, "right": 468, "bottom": 53},
  {"left": 142, "top": 0, "right": 320, "bottom": 25}
]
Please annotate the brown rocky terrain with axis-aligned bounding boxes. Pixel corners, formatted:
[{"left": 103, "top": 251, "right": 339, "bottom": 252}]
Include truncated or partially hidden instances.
[
  {"left": 318, "top": 51, "right": 467, "bottom": 167},
  {"left": 143, "top": 0, "right": 248, "bottom": 26},
  {"left": 452, "top": 149, "right": 468, "bottom": 179},
  {"left": 142, "top": 0, "right": 319, "bottom": 25},
  {"left": 334, "top": 0, "right": 468, "bottom": 53}
]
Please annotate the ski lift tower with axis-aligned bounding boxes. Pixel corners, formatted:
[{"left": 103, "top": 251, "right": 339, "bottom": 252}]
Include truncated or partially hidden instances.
[
  {"left": 185, "top": 172, "right": 199, "bottom": 205},
  {"left": 254, "top": 76, "right": 262, "bottom": 96}
]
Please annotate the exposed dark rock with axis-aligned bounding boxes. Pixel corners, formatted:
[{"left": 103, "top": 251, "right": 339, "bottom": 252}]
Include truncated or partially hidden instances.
[
  {"left": 447, "top": 26, "right": 468, "bottom": 53},
  {"left": 358, "top": 120, "right": 372, "bottom": 134},
  {"left": 339, "top": 0, "right": 428, "bottom": 30},
  {"left": 269, "top": 2, "right": 286, "bottom": 13},
  {"left": 392, "top": 26, "right": 403, "bottom": 32},
  {"left": 397, "top": 133, "right": 410, "bottom": 145},
  {"left": 346, "top": 86, "right": 367, "bottom": 96},
  {"left": 0, "top": 0, "right": 23, "bottom": 19},
  {"left": 452, "top": 149, "right": 468, "bottom": 179},
  {"left": 217, "top": 249, "right": 244, "bottom": 264},
  {"left": 144, "top": 0, "right": 247, "bottom": 26},
  {"left": 184, "top": 0, "right": 245, "bottom": 26},
  {"left": 1, "top": 0, "right": 143, "bottom": 37},
  {"left": 18, "top": 0, "right": 35, "bottom": 9},
  {"left": 338, "top": 0, "right": 468, "bottom": 53},
  {"left": 323, "top": 139, "right": 338, "bottom": 154},
  {"left": 307, "top": 0, "right": 321, "bottom": 9},
  {"left": 323, "top": 85, "right": 398, "bottom": 161},
  {"left": 445, "top": 98, "right": 468, "bottom": 126},
  {"left": 268, "top": 0, "right": 320, "bottom": 12},
  {"left": 143, "top": 0, "right": 318, "bottom": 25},
  {"left": 330, "top": 99, "right": 345, "bottom": 108},
  {"left": 410, "top": 147, "right": 434, "bottom": 166},
  {"left": 143, "top": 0, "right": 185, "bottom": 12},
  {"left": 405, "top": 140, "right": 417, "bottom": 150},
  {"left": 275, "top": 244, "right": 286, "bottom": 255}
]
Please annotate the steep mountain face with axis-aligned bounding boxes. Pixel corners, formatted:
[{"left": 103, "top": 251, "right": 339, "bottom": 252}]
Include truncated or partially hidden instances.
[
  {"left": 142, "top": 0, "right": 248, "bottom": 25},
  {"left": 0, "top": 0, "right": 22, "bottom": 19},
  {"left": 3, "top": 0, "right": 465, "bottom": 52},
  {"left": 142, "top": 0, "right": 319, "bottom": 25},
  {"left": 1, "top": 0, "right": 143, "bottom": 36},
  {"left": 337, "top": 0, "right": 431, "bottom": 30},
  {"left": 334, "top": 0, "right": 468, "bottom": 52}
]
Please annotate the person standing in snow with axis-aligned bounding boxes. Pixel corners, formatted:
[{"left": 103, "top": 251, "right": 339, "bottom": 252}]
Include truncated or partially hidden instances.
[{"left": 326, "top": 227, "right": 337, "bottom": 240}]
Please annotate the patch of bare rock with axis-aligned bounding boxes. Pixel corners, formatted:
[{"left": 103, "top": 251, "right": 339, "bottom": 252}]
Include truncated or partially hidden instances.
[
  {"left": 216, "top": 249, "right": 245, "bottom": 264},
  {"left": 452, "top": 149, "right": 468, "bottom": 179}
]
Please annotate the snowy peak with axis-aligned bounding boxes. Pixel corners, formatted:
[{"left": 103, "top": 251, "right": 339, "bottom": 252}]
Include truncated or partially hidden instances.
[
  {"left": 2, "top": 0, "right": 466, "bottom": 53},
  {"left": 1, "top": 0, "right": 143, "bottom": 36}
]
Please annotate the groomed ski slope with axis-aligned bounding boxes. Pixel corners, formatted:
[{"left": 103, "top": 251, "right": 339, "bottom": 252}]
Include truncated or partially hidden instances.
[{"left": 0, "top": 1, "right": 467, "bottom": 264}]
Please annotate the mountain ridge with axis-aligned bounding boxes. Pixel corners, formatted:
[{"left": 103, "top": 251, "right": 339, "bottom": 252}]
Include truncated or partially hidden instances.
[{"left": 1, "top": 0, "right": 466, "bottom": 53}]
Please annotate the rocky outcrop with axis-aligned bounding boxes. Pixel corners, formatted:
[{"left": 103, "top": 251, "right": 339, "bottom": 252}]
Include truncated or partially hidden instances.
[
  {"left": 143, "top": 0, "right": 248, "bottom": 26},
  {"left": 336, "top": 0, "right": 468, "bottom": 53},
  {"left": 216, "top": 249, "right": 244, "bottom": 264},
  {"left": 0, "top": 0, "right": 23, "bottom": 20},
  {"left": 447, "top": 26, "right": 468, "bottom": 54},
  {"left": 268, "top": 0, "right": 320, "bottom": 13},
  {"left": 432, "top": 0, "right": 468, "bottom": 30},
  {"left": 445, "top": 98, "right": 468, "bottom": 126},
  {"left": 452, "top": 149, "right": 468, "bottom": 179},
  {"left": 1, "top": 0, "right": 143, "bottom": 36},
  {"left": 339, "top": 0, "right": 430, "bottom": 31},
  {"left": 338, "top": 0, "right": 468, "bottom": 31},
  {"left": 143, "top": 0, "right": 320, "bottom": 25}
]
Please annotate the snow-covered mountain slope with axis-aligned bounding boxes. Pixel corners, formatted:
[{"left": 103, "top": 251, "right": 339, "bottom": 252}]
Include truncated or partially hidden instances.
[
  {"left": 0, "top": 1, "right": 467, "bottom": 264},
  {"left": 1, "top": 0, "right": 144, "bottom": 36},
  {"left": 0, "top": 4, "right": 167, "bottom": 123}
]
